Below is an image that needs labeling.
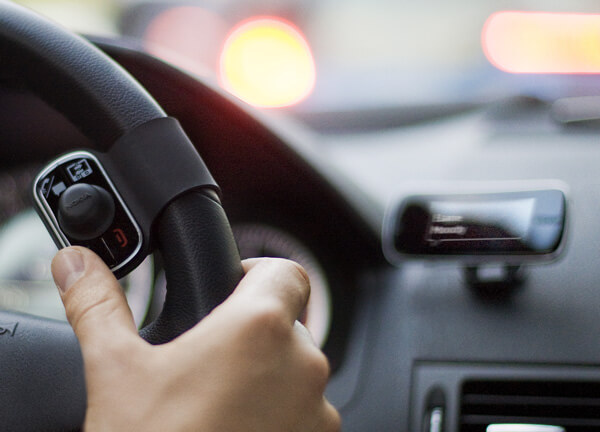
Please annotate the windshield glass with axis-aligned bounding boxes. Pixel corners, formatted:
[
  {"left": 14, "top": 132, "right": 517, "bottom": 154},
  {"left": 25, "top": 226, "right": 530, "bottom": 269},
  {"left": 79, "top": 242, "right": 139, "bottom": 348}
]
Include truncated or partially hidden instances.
[{"left": 13, "top": 0, "right": 600, "bottom": 110}]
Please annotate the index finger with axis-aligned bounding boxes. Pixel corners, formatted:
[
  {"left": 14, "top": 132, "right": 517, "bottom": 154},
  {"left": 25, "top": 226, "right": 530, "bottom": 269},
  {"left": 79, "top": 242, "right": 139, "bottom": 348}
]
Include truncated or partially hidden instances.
[{"left": 231, "top": 257, "right": 311, "bottom": 324}]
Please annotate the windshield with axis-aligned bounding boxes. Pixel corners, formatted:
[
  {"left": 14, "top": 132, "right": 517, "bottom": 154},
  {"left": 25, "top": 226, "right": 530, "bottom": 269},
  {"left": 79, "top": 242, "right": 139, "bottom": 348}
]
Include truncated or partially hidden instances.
[{"left": 14, "top": 0, "right": 600, "bottom": 110}]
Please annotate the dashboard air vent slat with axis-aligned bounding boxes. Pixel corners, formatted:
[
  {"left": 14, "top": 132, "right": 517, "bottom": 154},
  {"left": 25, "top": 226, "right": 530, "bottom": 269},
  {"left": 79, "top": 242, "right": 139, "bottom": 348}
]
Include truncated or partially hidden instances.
[{"left": 460, "top": 380, "right": 600, "bottom": 432}]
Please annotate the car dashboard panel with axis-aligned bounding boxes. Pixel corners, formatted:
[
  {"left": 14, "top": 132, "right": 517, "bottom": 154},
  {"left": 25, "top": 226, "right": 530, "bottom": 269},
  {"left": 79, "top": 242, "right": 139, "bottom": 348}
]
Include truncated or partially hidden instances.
[
  {"left": 1, "top": 38, "right": 600, "bottom": 432},
  {"left": 324, "top": 98, "right": 600, "bottom": 430}
]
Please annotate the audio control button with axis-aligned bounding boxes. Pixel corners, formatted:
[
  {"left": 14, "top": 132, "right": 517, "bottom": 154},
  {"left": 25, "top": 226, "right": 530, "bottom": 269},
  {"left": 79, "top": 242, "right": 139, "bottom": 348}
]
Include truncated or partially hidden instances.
[
  {"left": 57, "top": 183, "right": 115, "bottom": 241},
  {"left": 34, "top": 151, "right": 144, "bottom": 279}
]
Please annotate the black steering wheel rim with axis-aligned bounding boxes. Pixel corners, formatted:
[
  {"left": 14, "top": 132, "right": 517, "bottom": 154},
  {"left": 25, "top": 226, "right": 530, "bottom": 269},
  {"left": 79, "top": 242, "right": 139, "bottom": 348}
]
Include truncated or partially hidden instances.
[
  {"left": 0, "top": 0, "right": 165, "bottom": 147},
  {"left": 0, "top": 2, "right": 243, "bottom": 430}
]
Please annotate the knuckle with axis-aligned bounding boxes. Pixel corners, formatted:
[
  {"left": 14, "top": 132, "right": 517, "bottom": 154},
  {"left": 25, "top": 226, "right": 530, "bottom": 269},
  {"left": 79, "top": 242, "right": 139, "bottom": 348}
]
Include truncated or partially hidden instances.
[
  {"left": 283, "top": 259, "right": 312, "bottom": 294},
  {"left": 263, "top": 257, "right": 310, "bottom": 287},
  {"left": 66, "top": 290, "right": 120, "bottom": 335},
  {"left": 285, "top": 259, "right": 311, "bottom": 286},
  {"left": 245, "top": 301, "right": 290, "bottom": 341},
  {"left": 249, "top": 259, "right": 311, "bottom": 314},
  {"left": 270, "top": 258, "right": 312, "bottom": 307},
  {"left": 288, "top": 262, "right": 312, "bottom": 310}
]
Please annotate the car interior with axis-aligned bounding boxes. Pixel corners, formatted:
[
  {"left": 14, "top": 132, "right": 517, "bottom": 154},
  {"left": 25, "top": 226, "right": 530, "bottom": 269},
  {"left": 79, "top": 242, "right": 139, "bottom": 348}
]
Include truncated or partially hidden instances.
[{"left": 2, "top": 1, "right": 600, "bottom": 431}]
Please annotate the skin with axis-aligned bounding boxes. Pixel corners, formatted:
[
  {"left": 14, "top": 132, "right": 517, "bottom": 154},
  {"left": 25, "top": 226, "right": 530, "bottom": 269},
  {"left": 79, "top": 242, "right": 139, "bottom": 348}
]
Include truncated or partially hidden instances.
[{"left": 51, "top": 246, "right": 341, "bottom": 432}]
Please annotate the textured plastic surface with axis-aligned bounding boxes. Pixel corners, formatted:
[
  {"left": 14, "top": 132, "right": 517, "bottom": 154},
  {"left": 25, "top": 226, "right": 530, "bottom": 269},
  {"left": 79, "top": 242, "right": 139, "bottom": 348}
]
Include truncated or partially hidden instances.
[
  {"left": 411, "top": 363, "right": 600, "bottom": 432},
  {"left": 0, "top": 311, "right": 85, "bottom": 432}
]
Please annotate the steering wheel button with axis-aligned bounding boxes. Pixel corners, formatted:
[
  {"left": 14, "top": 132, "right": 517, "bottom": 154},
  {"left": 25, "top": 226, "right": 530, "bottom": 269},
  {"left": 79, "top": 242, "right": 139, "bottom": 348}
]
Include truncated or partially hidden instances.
[
  {"left": 58, "top": 183, "right": 115, "bottom": 241},
  {"left": 103, "top": 225, "right": 140, "bottom": 262},
  {"left": 33, "top": 151, "right": 144, "bottom": 279},
  {"left": 66, "top": 159, "right": 94, "bottom": 182}
]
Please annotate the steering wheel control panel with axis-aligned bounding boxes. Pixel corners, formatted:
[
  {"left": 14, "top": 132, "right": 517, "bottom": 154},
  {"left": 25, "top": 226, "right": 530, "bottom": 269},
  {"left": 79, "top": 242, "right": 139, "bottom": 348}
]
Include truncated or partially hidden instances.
[
  {"left": 33, "top": 151, "right": 142, "bottom": 278},
  {"left": 383, "top": 188, "right": 567, "bottom": 264},
  {"left": 32, "top": 118, "right": 221, "bottom": 281}
]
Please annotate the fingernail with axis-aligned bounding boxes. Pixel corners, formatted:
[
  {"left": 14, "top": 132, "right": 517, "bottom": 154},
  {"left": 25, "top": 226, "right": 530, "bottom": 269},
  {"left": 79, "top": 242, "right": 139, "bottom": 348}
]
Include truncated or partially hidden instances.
[{"left": 52, "top": 249, "right": 85, "bottom": 293}]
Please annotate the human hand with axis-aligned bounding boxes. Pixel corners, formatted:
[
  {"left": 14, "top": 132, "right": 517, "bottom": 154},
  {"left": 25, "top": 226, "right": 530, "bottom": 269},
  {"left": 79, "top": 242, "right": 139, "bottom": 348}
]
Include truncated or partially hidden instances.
[{"left": 52, "top": 246, "right": 340, "bottom": 432}]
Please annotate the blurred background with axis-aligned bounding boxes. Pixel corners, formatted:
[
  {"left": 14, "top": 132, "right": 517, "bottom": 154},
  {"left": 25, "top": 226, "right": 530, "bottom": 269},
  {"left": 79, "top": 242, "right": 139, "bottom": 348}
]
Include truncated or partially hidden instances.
[
  {"left": 6, "top": 0, "right": 600, "bottom": 346},
  {"left": 13, "top": 0, "right": 600, "bottom": 113}
]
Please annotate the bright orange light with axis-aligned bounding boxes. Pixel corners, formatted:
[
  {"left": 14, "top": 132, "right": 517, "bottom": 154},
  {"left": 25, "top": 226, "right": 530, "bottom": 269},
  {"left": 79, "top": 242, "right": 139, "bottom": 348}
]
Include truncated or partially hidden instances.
[
  {"left": 219, "top": 17, "right": 316, "bottom": 108},
  {"left": 483, "top": 11, "right": 600, "bottom": 74}
]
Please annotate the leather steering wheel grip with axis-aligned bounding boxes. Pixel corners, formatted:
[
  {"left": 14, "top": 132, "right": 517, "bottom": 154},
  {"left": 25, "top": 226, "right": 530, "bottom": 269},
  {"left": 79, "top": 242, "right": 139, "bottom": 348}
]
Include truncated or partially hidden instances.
[
  {"left": 141, "top": 190, "right": 244, "bottom": 344},
  {"left": 0, "top": 0, "right": 164, "bottom": 147},
  {"left": 0, "top": 1, "right": 244, "bottom": 429}
]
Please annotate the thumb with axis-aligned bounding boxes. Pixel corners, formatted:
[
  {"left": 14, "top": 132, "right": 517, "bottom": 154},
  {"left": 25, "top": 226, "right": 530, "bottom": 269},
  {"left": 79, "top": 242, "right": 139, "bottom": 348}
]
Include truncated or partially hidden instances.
[{"left": 51, "top": 247, "right": 139, "bottom": 354}]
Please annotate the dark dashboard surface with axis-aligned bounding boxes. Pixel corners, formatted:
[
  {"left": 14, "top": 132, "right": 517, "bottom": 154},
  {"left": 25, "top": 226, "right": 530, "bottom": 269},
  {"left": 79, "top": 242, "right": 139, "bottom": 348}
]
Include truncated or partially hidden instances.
[
  {"left": 2, "top": 39, "right": 600, "bottom": 431},
  {"left": 325, "top": 105, "right": 600, "bottom": 430}
]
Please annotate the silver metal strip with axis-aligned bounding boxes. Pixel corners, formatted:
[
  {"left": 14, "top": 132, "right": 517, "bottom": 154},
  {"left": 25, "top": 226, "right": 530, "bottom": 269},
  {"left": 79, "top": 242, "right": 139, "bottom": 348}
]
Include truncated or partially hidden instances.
[{"left": 487, "top": 424, "right": 565, "bottom": 432}]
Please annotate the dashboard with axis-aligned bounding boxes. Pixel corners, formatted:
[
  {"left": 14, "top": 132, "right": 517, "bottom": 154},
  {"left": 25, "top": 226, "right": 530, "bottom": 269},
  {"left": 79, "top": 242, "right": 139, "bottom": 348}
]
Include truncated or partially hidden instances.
[
  {"left": 325, "top": 105, "right": 600, "bottom": 431},
  {"left": 2, "top": 37, "right": 600, "bottom": 432}
]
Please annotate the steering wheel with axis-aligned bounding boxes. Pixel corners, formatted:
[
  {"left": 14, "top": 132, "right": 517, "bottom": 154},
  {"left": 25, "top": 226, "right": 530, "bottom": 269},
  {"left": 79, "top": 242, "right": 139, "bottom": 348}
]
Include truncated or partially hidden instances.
[{"left": 0, "top": 1, "right": 244, "bottom": 430}]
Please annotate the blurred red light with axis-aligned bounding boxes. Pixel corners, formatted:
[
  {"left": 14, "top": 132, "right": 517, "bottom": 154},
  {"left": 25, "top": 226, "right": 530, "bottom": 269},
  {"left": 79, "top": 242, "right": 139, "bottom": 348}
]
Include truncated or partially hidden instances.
[{"left": 144, "top": 6, "right": 228, "bottom": 76}]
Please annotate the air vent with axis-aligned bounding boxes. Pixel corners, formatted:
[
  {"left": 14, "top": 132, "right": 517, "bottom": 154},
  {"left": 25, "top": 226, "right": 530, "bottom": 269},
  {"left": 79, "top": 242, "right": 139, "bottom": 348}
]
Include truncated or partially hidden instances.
[{"left": 459, "top": 380, "right": 600, "bottom": 432}]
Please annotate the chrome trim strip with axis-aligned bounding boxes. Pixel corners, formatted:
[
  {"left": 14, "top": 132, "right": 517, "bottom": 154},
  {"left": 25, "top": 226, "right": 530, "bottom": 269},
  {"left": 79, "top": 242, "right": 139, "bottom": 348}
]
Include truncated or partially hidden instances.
[{"left": 487, "top": 424, "right": 565, "bottom": 432}]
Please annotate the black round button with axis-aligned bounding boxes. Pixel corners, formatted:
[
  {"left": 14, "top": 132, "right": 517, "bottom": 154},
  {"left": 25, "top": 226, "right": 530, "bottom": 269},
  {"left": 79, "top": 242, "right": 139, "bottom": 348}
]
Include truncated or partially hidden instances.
[{"left": 58, "top": 183, "right": 115, "bottom": 241}]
